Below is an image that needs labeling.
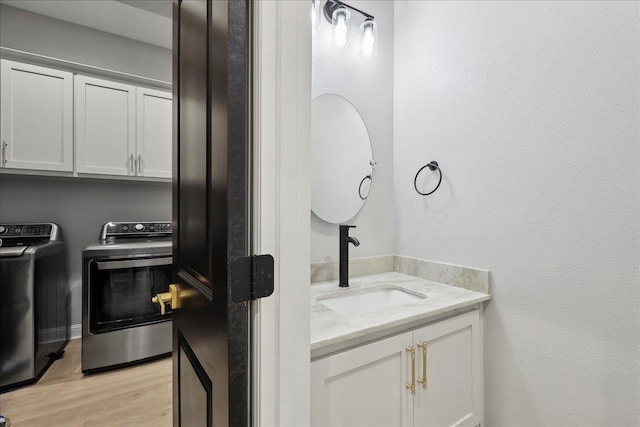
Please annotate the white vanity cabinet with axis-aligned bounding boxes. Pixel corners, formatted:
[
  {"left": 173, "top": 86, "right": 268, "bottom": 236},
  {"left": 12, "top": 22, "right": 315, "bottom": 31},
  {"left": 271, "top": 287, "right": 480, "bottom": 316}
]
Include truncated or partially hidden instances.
[
  {"left": 311, "top": 331, "right": 414, "bottom": 426},
  {"left": 75, "top": 76, "right": 172, "bottom": 178},
  {"left": 311, "top": 309, "right": 482, "bottom": 427},
  {"left": 0, "top": 59, "right": 73, "bottom": 172},
  {"left": 412, "top": 310, "right": 482, "bottom": 427}
]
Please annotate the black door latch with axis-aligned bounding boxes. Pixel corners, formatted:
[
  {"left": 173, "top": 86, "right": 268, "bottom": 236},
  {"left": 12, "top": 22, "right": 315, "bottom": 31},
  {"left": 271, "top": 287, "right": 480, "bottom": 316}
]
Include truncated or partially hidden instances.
[{"left": 231, "top": 254, "right": 274, "bottom": 303}]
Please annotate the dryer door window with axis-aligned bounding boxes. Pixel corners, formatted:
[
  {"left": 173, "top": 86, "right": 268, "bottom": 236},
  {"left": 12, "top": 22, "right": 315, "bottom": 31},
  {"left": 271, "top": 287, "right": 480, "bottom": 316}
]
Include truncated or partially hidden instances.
[{"left": 88, "top": 257, "right": 172, "bottom": 333}]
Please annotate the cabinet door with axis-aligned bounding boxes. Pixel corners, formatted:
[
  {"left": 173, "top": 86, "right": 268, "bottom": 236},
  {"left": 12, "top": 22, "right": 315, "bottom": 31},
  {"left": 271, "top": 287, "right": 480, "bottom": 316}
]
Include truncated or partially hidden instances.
[
  {"left": 75, "top": 75, "right": 136, "bottom": 176},
  {"left": 413, "top": 310, "right": 482, "bottom": 427},
  {"left": 0, "top": 60, "right": 73, "bottom": 172},
  {"left": 311, "top": 332, "right": 414, "bottom": 427},
  {"left": 136, "top": 87, "right": 172, "bottom": 178}
]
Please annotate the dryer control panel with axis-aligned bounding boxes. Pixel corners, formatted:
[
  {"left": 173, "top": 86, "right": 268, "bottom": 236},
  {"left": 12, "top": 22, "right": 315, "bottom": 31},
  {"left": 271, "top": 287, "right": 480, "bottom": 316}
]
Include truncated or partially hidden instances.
[
  {"left": 100, "top": 221, "right": 172, "bottom": 241},
  {"left": 0, "top": 224, "right": 53, "bottom": 238}
]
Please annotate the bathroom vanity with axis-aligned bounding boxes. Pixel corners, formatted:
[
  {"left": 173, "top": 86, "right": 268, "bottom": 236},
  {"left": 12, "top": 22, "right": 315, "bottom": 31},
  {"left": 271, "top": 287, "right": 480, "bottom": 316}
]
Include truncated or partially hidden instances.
[
  {"left": 310, "top": 271, "right": 490, "bottom": 427},
  {"left": 309, "top": 71, "right": 490, "bottom": 426}
]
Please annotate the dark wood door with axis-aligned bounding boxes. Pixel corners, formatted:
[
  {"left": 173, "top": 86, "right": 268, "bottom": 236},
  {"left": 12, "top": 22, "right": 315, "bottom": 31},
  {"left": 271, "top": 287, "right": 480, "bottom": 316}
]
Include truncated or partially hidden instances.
[{"left": 172, "top": 0, "right": 250, "bottom": 425}]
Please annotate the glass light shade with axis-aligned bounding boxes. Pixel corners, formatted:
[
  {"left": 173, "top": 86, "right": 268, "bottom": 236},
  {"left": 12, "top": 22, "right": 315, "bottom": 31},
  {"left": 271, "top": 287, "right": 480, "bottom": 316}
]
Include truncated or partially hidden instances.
[
  {"left": 331, "top": 8, "right": 351, "bottom": 48},
  {"left": 360, "top": 20, "right": 377, "bottom": 58}
]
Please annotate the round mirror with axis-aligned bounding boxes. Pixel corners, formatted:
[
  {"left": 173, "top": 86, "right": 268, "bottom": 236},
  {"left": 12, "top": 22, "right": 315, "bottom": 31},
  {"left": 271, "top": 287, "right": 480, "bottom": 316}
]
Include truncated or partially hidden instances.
[{"left": 311, "top": 94, "right": 374, "bottom": 224}]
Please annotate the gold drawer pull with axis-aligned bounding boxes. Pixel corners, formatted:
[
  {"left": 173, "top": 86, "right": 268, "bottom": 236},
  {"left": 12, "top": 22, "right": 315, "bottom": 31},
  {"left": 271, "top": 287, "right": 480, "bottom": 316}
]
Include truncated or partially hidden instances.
[
  {"left": 417, "top": 342, "right": 427, "bottom": 390},
  {"left": 406, "top": 345, "right": 416, "bottom": 396}
]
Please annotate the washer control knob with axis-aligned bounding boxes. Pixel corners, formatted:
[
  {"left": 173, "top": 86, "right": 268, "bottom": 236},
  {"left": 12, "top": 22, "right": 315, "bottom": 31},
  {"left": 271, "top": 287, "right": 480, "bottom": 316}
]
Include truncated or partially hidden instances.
[
  {"left": 134, "top": 223, "right": 144, "bottom": 231},
  {"left": 0, "top": 226, "right": 5, "bottom": 234}
]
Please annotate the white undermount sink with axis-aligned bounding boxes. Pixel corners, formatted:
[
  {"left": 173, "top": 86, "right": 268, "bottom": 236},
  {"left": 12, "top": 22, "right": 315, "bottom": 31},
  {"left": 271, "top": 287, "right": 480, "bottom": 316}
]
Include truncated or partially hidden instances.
[{"left": 318, "top": 286, "right": 427, "bottom": 315}]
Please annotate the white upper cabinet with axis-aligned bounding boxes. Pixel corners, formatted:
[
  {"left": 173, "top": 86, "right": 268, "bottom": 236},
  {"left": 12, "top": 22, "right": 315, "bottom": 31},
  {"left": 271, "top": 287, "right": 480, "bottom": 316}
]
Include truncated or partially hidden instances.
[
  {"left": 136, "top": 87, "right": 172, "bottom": 178},
  {"left": 75, "top": 75, "right": 136, "bottom": 176},
  {"left": 75, "top": 75, "right": 171, "bottom": 178},
  {"left": 1, "top": 60, "right": 172, "bottom": 180},
  {"left": 0, "top": 59, "right": 73, "bottom": 172}
]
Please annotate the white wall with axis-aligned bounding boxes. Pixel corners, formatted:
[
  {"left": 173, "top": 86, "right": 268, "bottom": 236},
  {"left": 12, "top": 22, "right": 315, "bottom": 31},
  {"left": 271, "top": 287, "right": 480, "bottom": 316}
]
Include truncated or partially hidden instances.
[
  {"left": 394, "top": 2, "right": 639, "bottom": 425},
  {"left": 311, "top": 0, "right": 394, "bottom": 262},
  {"left": 0, "top": 4, "right": 173, "bottom": 327}
]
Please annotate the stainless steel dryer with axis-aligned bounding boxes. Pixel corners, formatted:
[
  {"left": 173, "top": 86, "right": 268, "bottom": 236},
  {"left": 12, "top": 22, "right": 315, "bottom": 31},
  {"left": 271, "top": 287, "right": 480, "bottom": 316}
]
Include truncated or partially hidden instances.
[
  {"left": 0, "top": 223, "right": 69, "bottom": 392},
  {"left": 82, "top": 221, "right": 173, "bottom": 374}
]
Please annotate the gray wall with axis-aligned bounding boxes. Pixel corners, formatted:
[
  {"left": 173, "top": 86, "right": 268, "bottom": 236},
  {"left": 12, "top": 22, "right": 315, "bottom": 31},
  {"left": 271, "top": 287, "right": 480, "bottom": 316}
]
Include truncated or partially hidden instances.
[
  {"left": 394, "top": 2, "right": 639, "bottom": 425},
  {"left": 0, "top": 4, "right": 171, "bottom": 82},
  {"left": 311, "top": 0, "right": 394, "bottom": 262},
  {"left": 0, "top": 176, "right": 171, "bottom": 326},
  {"left": 0, "top": 5, "right": 173, "bottom": 327}
]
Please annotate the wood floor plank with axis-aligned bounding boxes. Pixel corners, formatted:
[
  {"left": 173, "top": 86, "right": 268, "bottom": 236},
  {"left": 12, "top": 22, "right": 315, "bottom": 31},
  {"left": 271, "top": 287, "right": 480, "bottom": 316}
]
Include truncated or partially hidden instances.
[{"left": 0, "top": 340, "right": 172, "bottom": 427}]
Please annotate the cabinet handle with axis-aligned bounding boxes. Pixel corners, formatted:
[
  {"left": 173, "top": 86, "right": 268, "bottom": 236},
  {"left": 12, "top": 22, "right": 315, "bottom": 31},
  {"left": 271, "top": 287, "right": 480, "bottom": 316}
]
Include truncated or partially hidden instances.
[
  {"left": 406, "top": 345, "right": 416, "bottom": 396},
  {"left": 137, "top": 154, "right": 143, "bottom": 174},
  {"left": 129, "top": 154, "right": 135, "bottom": 174},
  {"left": 417, "top": 342, "right": 427, "bottom": 390},
  {"left": 2, "top": 141, "right": 7, "bottom": 167}
]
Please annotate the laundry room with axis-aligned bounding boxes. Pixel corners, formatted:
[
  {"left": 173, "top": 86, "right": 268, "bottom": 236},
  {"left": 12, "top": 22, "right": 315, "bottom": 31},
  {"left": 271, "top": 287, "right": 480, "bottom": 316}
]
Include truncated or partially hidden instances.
[{"left": 0, "top": 0, "right": 173, "bottom": 404}]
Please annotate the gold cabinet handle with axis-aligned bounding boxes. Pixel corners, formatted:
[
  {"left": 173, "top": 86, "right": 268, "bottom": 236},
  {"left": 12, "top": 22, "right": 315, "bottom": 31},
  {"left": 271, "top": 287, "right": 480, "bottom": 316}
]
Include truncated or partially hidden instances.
[
  {"left": 129, "top": 154, "right": 135, "bottom": 173},
  {"left": 406, "top": 345, "right": 416, "bottom": 396},
  {"left": 417, "top": 342, "right": 427, "bottom": 390},
  {"left": 137, "top": 154, "right": 143, "bottom": 174},
  {"left": 152, "top": 284, "right": 198, "bottom": 315}
]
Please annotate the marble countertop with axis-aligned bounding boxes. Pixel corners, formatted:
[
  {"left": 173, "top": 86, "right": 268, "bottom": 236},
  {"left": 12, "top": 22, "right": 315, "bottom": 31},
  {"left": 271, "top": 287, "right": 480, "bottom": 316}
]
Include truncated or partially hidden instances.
[{"left": 311, "top": 271, "right": 491, "bottom": 358}]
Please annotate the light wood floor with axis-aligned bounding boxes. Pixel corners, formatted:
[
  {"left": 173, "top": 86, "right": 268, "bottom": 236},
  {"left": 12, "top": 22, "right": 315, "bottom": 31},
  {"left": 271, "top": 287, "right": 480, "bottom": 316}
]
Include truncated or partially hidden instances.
[{"left": 0, "top": 340, "right": 172, "bottom": 427}]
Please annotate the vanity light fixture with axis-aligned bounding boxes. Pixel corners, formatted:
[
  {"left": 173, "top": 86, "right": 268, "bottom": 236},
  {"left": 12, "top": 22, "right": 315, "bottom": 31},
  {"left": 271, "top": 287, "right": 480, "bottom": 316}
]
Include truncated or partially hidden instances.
[{"left": 316, "top": 0, "right": 377, "bottom": 56}]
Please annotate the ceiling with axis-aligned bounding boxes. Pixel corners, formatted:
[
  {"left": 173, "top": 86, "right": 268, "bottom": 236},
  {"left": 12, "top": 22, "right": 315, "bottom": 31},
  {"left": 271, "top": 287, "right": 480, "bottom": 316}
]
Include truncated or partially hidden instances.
[{"left": 0, "top": 0, "right": 172, "bottom": 49}]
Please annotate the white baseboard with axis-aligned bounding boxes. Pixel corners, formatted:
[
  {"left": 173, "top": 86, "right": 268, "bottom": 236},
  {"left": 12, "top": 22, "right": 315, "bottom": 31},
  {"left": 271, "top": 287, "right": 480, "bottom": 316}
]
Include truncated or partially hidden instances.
[{"left": 70, "top": 323, "right": 82, "bottom": 340}]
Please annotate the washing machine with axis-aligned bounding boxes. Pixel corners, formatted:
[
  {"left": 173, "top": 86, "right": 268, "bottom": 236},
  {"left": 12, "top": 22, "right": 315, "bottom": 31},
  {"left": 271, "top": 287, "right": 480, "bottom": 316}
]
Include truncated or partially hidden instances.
[{"left": 0, "top": 223, "right": 69, "bottom": 393}]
